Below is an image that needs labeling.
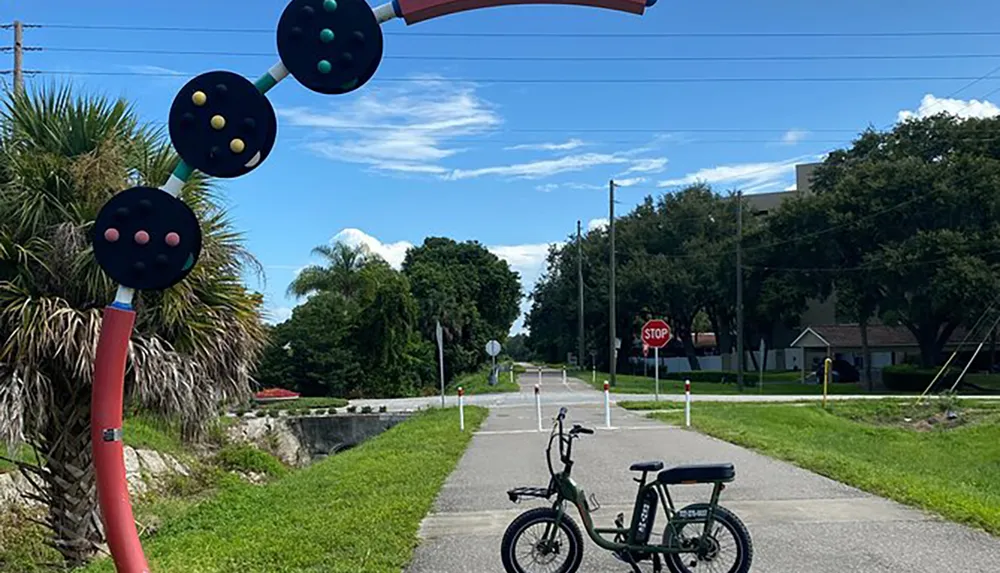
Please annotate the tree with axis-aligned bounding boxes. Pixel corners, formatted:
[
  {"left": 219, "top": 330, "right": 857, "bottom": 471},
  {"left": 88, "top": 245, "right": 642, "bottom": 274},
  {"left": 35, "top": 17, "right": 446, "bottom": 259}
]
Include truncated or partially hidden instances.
[
  {"left": 403, "top": 238, "right": 522, "bottom": 379},
  {"left": 790, "top": 113, "right": 1000, "bottom": 367},
  {"left": 0, "top": 86, "right": 266, "bottom": 565},
  {"left": 287, "top": 241, "right": 373, "bottom": 300},
  {"left": 505, "top": 333, "right": 532, "bottom": 361}
]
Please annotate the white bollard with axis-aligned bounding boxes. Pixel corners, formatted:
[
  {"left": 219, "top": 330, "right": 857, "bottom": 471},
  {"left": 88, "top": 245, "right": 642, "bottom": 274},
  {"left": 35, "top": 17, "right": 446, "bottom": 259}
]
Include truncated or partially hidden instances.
[
  {"left": 604, "top": 381, "right": 611, "bottom": 429},
  {"left": 562, "top": 367, "right": 567, "bottom": 385},
  {"left": 459, "top": 387, "right": 465, "bottom": 431},
  {"left": 538, "top": 366, "right": 542, "bottom": 386},
  {"left": 510, "top": 366, "right": 514, "bottom": 385},
  {"left": 592, "top": 366, "right": 596, "bottom": 385},
  {"left": 535, "top": 384, "right": 543, "bottom": 431},
  {"left": 685, "top": 379, "right": 691, "bottom": 427}
]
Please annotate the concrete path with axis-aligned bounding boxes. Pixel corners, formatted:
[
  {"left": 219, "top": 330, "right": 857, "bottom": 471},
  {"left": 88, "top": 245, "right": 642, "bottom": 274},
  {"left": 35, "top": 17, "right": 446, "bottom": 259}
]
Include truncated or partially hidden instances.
[{"left": 405, "top": 371, "right": 1000, "bottom": 573}]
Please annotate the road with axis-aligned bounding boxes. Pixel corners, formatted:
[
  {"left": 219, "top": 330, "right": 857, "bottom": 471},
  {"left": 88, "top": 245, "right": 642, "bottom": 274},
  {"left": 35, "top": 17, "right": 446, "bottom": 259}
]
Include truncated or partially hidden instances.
[{"left": 404, "top": 369, "right": 1000, "bottom": 573}]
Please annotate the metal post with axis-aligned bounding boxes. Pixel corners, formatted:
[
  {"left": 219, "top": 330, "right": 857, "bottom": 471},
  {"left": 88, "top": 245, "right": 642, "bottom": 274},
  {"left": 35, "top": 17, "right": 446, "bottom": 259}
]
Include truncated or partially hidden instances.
[
  {"left": 535, "top": 385, "right": 542, "bottom": 431},
  {"left": 458, "top": 387, "right": 465, "bottom": 431},
  {"left": 684, "top": 379, "right": 691, "bottom": 427},
  {"left": 577, "top": 220, "right": 585, "bottom": 373},
  {"left": 654, "top": 347, "right": 660, "bottom": 402},
  {"left": 823, "top": 358, "right": 832, "bottom": 408},
  {"left": 604, "top": 381, "right": 611, "bottom": 428},
  {"left": 736, "top": 190, "right": 744, "bottom": 391},
  {"left": 609, "top": 179, "right": 617, "bottom": 388},
  {"left": 13, "top": 21, "right": 24, "bottom": 97}
]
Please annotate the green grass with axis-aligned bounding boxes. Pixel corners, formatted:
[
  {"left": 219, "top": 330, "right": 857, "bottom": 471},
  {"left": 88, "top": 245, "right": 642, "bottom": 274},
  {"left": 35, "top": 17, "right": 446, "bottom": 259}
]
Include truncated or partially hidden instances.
[
  {"left": 123, "top": 413, "right": 185, "bottom": 455},
  {"left": 254, "top": 397, "right": 349, "bottom": 412},
  {"left": 642, "top": 399, "right": 1000, "bottom": 535},
  {"left": 80, "top": 406, "right": 488, "bottom": 573},
  {"left": 0, "top": 444, "right": 40, "bottom": 474},
  {"left": 579, "top": 370, "right": 862, "bottom": 395},
  {"left": 0, "top": 506, "right": 61, "bottom": 572},
  {"left": 213, "top": 444, "right": 288, "bottom": 478},
  {"left": 449, "top": 366, "right": 519, "bottom": 395}
]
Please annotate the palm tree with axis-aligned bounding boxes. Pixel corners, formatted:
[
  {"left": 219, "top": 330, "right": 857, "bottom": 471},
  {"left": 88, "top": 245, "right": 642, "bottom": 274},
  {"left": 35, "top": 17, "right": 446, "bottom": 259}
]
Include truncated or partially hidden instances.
[
  {"left": 0, "top": 85, "right": 268, "bottom": 566},
  {"left": 287, "top": 241, "right": 376, "bottom": 301}
]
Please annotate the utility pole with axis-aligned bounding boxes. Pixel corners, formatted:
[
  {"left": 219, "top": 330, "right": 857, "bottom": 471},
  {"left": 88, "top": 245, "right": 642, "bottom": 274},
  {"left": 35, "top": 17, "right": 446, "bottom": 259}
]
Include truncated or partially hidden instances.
[
  {"left": 609, "top": 179, "right": 617, "bottom": 387},
  {"left": 736, "top": 190, "right": 745, "bottom": 390},
  {"left": 577, "top": 220, "right": 585, "bottom": 372},
  {"left": 13, "top": 20, "right": 24, "bottom": 96}
]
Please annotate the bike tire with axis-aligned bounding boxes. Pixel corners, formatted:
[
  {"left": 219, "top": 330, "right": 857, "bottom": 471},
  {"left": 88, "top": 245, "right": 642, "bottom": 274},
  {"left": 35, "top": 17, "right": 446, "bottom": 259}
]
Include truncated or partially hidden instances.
[
  {"left": 662, "top": 504, "right": 753, "bottom": 573},
  {"left": 500, "top": 507, "right": 585, "bottom": 573}
]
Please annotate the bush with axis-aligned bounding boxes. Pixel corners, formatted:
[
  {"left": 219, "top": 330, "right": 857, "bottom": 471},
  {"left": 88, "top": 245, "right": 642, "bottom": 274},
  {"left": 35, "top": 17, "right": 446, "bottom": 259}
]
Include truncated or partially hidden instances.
[
  {"left": 254, "top": 411, "right": 267, "bottom": 418},
  {"left": 661, "top": 370, "right": 800, "bottom": 384},
  {"left": 235, "top": 407, "right": 249, "bottom": 417},
  {"left": 346, "top": 405, "right": 357, "bottom": 413},
  {"left": 379, "top": 405, "right": 387, "bottom": 413},
  {"left": 882, "top": 365, "right": 950, "bottom": 392},
  {"left": 213, "top": 444, "right": 288, "bottom": 478},
  {"left": 361, "top": 405, "right": 373, "bottom": 414}
]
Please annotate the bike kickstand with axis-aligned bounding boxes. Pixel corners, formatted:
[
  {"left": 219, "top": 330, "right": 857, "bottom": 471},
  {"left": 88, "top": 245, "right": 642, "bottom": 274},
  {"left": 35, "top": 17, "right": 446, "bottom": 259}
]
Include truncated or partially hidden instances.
[{"left": 652, "top": 553, "right": 663, "bottom": 573}]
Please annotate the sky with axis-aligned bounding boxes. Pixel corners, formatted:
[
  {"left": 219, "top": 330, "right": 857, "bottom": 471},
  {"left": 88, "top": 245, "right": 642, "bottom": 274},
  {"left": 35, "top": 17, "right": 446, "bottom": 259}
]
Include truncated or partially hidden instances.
[{"left": 7, "top": 0, "right": 1000, "bottom": 333}]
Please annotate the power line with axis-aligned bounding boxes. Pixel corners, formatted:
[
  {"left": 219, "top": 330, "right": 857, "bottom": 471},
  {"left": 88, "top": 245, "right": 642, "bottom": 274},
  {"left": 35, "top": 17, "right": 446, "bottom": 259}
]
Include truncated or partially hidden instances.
[
  {"left": 25, "top": 46, "right": 1000, "bottom": 63},
  {"left": 22, "top": 23, "right": 1000, "bottom": 38},
  {"left": 14, "top": 69, "right": 1000, "bottom": 84}
]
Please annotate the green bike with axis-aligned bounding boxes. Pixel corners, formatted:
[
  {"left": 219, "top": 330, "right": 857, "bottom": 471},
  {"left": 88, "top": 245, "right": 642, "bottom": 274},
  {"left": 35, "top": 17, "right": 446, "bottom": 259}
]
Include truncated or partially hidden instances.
[{"left": 501, "top": 407, "right": 753, "bottom": 573}]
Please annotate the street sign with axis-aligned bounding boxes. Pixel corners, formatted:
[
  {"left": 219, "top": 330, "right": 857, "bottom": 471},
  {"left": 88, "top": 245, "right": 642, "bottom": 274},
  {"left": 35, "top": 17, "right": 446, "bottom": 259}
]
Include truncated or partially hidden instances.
[
  {"left": 641, "top": 319, "right": 672, "bottom": 348},
  {"left": 485, "top": 339, "right": 502, "bottom": 357},
  {"left": 642, "top": 343, "right": 649, "bottom": 357}
]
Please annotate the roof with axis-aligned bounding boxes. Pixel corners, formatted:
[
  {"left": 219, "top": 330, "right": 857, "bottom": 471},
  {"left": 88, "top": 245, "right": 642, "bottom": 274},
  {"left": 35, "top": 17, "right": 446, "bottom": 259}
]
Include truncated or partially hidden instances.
[{"left": 791, "top": 324, "right": 967, "bottom": 349}]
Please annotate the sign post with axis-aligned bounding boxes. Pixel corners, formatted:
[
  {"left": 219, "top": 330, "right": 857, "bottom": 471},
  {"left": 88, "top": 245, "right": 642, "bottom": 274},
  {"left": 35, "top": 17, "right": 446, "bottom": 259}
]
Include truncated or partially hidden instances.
[
  {"left": 685, "top": 379, "right": 691, "bottom": 427},
  {"left": 485, "top": 339, "right": 502, "bottom": 386},
  {"left": 641, "top": 319, "right": 672, "bottom": 402},
  {"left": 436, "top": 320, "right": 445, "bottom": 407}
]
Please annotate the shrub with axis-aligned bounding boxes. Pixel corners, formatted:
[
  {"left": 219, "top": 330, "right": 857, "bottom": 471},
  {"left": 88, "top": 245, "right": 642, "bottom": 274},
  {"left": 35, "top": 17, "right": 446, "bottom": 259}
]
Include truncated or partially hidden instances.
[
  {"left": 346, "top": 405, "right": 357, "bottom": 413},
  {"left": 378, "top": 405, "right": 387, "bottom": 413},
  {"left": 361, "top": 406, "right": 373, "bottom": 414},
  {"left": 254, "top": 410, "right": 267, "bottom": 418},
  {"left": 662, "top": 370, "right": 800, "bottom": 384},
  {"left": 235, "top": 407, "right": 249, "bottom": 416},
  {"left": 213, "top": 444, "right": 288, "bottom": 478},
  {"left": 882, "top": 365, "right": 941, "bottom": 392}
]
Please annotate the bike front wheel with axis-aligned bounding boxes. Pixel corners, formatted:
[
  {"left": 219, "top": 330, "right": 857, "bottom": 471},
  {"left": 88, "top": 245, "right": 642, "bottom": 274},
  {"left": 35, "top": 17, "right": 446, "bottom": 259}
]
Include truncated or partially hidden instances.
[
  {"left": 500, "top": 507, "right": 585, "bottom": 573},
  {"left": 663, "top": 504, "right": 753, "bottom": 573}
]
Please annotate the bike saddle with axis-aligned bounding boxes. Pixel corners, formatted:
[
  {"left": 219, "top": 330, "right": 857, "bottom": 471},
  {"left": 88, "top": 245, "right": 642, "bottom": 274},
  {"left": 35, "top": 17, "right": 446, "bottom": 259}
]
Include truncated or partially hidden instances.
[{"left": 629, "top": 460, "right": 664, "bottom": 472}]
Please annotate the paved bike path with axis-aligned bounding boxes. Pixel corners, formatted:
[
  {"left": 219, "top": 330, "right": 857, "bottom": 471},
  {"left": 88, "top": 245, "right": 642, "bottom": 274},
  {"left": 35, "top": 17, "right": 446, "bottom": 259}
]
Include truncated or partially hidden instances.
[{"left": 405, "top": 371, "right": 1000, "bottom": 573}]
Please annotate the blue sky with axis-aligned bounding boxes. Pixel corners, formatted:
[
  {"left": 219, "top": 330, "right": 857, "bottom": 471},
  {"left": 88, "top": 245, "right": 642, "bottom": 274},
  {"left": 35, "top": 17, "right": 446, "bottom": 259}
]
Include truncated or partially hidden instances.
[{"left": 8, "top": 0, "right": 1000, "bottom": 332}]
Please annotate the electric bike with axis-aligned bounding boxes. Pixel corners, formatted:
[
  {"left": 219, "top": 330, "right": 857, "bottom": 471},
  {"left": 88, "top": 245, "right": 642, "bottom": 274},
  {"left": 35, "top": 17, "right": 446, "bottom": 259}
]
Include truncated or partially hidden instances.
[{"left": 501, "top": 407, "right": 753, "bottom": 573}]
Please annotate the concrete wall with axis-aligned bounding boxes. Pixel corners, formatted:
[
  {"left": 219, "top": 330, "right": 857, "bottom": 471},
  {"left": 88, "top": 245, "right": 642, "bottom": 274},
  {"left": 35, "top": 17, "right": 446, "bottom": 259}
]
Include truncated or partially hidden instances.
[{"left": 288, "top": 413, "right": 411, "bottom": 460}]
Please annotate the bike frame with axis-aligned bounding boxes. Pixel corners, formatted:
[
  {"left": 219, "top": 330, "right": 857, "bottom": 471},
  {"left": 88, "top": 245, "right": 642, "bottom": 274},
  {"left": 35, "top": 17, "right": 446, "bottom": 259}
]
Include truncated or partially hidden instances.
[{"left": 538, "top": 414, "right": 728, "bottom": 557}]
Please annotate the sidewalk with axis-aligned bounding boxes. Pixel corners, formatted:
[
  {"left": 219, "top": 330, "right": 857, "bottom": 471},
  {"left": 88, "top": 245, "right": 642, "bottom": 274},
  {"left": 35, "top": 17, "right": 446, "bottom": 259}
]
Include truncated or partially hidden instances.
[{"left": 405, "top": 373, "right": 1000, "bottom": 572}]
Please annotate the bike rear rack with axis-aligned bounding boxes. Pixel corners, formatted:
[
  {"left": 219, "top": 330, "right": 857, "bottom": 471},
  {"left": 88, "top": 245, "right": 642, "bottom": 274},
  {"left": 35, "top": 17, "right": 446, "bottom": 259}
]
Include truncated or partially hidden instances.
[{"left": 507, "top": 486, "right": 553, "bottom": 503}]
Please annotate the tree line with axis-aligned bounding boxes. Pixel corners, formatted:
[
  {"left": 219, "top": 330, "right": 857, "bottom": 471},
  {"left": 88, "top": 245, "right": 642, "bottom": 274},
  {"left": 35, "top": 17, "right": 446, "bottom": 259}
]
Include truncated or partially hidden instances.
[
  {"left": 256, "top": 237, "right": 522, "bottom": 398},
  {"left": 526, "top": 113, "right": 1000, "bottom": 380}
]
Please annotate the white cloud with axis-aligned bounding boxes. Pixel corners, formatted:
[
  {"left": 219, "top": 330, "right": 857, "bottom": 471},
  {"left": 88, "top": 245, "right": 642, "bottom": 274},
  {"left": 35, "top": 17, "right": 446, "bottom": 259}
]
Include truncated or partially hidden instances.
[
  {"left": 506, "top": 139, "right": 586, "bottom": 151},
  {"left": 330, "top": 228, "right": 414, "bottom": 269},
  {"left": 898, "top": 93, "right": 1000, "bottom": 122},
  {"left": 489, "top": 243, "right": 562, "bottom": 335},
  {"left": 535, "top": 182, "right": 605, "bottom": 192},
  {"left": 622, "top": 158, "right": 668, "bottom": 174},
  {"left": 657, "top": 156, "right": 816, "bottom": 194},
  {"left": 279, "top": 76, "right": 501, "bottom": 174},
  {"left": 784, "top": 183, "right": 797, "bottom": 191},
  {"left": 781, "top": 129, "right": 808, "bottom": 145},
  {"left": 614, "top": 177, "right": 646, "bottom": 187},
  {"left": 124, "top": 64, "right": 184, "bottom": 76},
  {"left": 588, "top": 218, "right": 609, "bottom": 232},
  {"left": 448, "top": 151, "right": 666, "bottom": 181},
  {"left": 263, "top": 307, "right": 293, "bottom": 325}
]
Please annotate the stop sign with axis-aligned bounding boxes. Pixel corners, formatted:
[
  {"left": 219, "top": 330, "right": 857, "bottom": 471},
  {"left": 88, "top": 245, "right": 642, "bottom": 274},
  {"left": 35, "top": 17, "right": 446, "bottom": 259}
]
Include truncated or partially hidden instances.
[{"left": 641, "top": 319, "right": 672, "bottom": 348}]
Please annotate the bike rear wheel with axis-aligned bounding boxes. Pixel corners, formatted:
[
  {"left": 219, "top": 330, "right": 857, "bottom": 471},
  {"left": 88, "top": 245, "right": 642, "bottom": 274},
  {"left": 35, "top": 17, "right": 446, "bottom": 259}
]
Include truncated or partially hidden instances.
[
  {"left": 501, "top": 507, "right": 585, "bottom": 573},
  {"left": 662, "top": 504, "right": 753, "bottom": 573}
]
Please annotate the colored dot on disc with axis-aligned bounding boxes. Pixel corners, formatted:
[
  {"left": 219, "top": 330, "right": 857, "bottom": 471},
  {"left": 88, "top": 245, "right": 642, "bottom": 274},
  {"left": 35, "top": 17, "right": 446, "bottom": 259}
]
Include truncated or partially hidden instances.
[
  {"left": 134, "top": 230, "right": 150, "bottom": 245},
  {"left": 230, "top": 138, "right": 246, "bottom": 153},
  {"left": 192, "top": 91, "right": 207, "bottom": 106},
  {"left": 211, "top": 115, "right": 226, "bottom": 130},
  {"left": 317, "top": 60, "right": 332, "bottom": 74},
  {"left": 323, "top": 0, "right": 338, "bottom": 12},
  {"left": 165, "top": 232, "right": 181, "bottom": 247},
  {"left": 320, "top": 29, "right": 335, "bottom": 43},
  {"left": 104, "top": 228, "right": 120, "bottom": 242}
]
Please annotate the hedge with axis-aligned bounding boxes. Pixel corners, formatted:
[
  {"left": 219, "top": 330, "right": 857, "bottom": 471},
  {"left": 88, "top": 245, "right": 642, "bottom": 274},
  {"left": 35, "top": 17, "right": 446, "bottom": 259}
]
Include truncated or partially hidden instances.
[
  {"left": 881, "top": 365, "right": 1000, "bottom": 392},
  {"left": 660, "top": 370, "right": 801, "bottom": 384}
]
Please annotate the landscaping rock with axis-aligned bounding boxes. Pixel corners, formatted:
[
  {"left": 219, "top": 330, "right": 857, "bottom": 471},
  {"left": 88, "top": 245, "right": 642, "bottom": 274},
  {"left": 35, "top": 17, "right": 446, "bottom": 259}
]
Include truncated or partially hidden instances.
[
  {"left": 0, "top": 472, "right": 18, "bottom": 505},
  {"left": 124, "top": 446, "right": 141, "bottom": 476},
  {"left": 162, "top": 453, "right": 190, "bottom": 477},
  {"left": 225, "top": 417, "right": 310, "bottom": 467},
  {"left": 136, "top": 449, "right": 170, "bottom": 476}
]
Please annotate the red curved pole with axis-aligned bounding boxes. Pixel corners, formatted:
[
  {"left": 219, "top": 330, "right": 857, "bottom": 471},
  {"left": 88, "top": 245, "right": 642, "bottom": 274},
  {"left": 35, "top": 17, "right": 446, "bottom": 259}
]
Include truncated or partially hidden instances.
[
  {"left": 92, "top": 304, "right": 150, "bottom": 573},
  {"left": 393, "top": 0, "right": 648, "bottom": 24}
]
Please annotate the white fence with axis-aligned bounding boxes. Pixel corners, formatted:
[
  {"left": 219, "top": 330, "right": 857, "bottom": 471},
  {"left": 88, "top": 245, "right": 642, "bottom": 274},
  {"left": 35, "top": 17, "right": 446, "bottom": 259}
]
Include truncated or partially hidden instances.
[{"left": 630, "top": 348, "right": 805, "bottom": 373}]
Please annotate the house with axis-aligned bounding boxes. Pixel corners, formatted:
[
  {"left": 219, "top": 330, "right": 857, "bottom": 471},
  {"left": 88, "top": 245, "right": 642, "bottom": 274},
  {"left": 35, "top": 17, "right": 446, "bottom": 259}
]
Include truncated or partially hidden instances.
[{"left": 790, "top": 323, "right": 966, "bottom": 380}]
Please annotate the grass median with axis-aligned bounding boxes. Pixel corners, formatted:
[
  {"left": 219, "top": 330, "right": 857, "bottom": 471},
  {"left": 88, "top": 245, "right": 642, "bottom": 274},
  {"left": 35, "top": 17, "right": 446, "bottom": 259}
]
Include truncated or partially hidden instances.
[
  {"left": 577, "top": 370, "right": 865, "bottom": 395},
  {"left": 449, "top": 365, "right": 520, "bottom": 395},
  {"left": 81, "top": 406, "right": 487, "bottom": 573},
  {"left": 630, "top": 399, "right": 1000, "bottom": 535}
]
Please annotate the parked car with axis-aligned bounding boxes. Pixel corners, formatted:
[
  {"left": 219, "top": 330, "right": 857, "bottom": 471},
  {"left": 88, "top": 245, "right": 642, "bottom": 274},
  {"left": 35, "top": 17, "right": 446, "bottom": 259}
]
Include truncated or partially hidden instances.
[{"left": 814, "top": 359, "right": 860, "bottom": 383}]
